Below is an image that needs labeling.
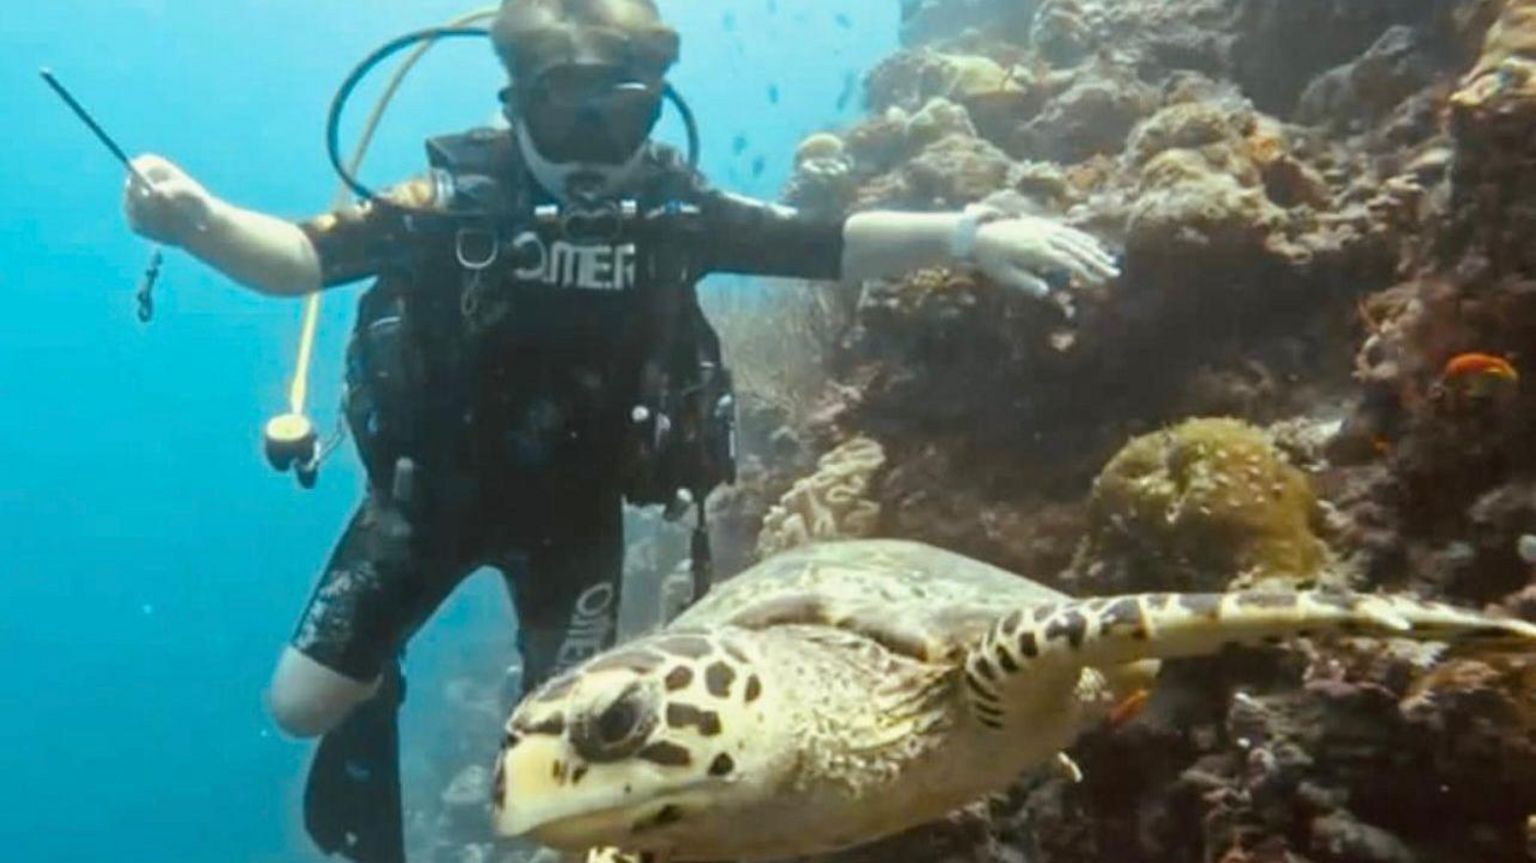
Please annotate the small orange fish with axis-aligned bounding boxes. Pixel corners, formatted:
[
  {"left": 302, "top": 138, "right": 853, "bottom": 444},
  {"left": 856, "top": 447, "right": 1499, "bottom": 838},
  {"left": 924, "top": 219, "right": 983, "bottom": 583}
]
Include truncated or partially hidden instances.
[
  {"left": 1436, "top": 353, "right": 1520, "bottom": 411},
  {"left": 1443, "top": 352, "right": 1518, "bottom": 383},
  {"left": 1108, "top": 688, "right": 1152, "bottom": 729}
]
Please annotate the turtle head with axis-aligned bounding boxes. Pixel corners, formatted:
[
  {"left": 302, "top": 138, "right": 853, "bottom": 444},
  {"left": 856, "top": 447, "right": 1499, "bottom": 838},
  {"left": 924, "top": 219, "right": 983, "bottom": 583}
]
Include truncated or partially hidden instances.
[{"left": 492, "top": 631, "right": 791, "bottom": 853}]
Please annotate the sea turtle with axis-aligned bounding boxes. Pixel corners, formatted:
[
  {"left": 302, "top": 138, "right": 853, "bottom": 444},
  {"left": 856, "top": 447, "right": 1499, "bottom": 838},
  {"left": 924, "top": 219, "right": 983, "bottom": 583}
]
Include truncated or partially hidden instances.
[{"left": 490, "top": 538, "right": 1536, "bottom": 862}]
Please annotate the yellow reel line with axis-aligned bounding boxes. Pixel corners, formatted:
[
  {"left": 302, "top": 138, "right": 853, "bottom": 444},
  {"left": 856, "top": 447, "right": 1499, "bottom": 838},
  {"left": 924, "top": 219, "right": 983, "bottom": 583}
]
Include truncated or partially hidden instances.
[{"left": 264, "top": 5, "right": 501, "bottom": 487}]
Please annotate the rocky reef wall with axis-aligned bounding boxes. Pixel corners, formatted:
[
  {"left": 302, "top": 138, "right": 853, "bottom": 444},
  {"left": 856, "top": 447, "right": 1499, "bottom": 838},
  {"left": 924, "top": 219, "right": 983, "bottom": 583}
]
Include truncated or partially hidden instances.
[
  {"left": 419, "top": 2, "right": 1536, "bottom": 861},
  {"left": 727, "top": 1, "right": 1536, "bottom": 861}
]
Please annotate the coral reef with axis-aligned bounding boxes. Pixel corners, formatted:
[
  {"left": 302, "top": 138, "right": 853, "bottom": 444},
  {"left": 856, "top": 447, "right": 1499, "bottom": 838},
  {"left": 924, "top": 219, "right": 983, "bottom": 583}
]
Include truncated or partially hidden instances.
[
  {"left": 427, "top": 1, "right": 1536, "bottom": 861},
  {"left": 755, "top": 436, "right": 887, "bottom": 558},
  {"left": 1071, "top": 417, "right": 1333, "bottom": 594},
  {"left": 784, "top": 132, "right": 858, "bottom": 217},
  {"left": 764, "top": 0, "right": 1536, "bottom": 861}
]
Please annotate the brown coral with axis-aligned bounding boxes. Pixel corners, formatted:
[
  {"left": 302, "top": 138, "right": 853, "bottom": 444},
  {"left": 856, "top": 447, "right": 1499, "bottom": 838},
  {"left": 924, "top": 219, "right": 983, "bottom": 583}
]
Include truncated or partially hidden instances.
[
  {"left": 1453, "top": 0, "right": 1536, "bottom": 113},
  {"left": 1447, "top": 0, "right": 1536, "bottom": 275}
]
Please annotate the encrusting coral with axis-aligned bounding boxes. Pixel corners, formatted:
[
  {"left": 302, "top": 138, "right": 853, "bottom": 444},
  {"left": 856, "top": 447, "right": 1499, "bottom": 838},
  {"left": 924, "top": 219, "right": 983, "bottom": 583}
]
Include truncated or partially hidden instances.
[{"left": 755, "top": 436, "right": 887, "bottom": 558}]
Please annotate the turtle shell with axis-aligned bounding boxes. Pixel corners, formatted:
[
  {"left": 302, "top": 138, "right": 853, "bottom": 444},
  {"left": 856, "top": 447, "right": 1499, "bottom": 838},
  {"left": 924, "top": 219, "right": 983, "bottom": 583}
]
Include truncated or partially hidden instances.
[{"left": 671, "top": 539, "right": 1069, "bottom": 664}]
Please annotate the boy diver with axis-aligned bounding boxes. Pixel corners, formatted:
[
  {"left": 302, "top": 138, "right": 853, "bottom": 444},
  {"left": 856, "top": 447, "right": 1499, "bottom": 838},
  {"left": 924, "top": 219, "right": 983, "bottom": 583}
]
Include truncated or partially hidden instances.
[{"left": 121, "top": 1, "right": 1120, "bottom": 861}]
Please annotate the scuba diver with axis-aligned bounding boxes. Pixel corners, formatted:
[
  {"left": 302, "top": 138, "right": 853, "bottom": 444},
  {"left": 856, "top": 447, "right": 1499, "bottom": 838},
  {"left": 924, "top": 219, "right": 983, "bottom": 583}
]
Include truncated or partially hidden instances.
[{"left": 120, "top": 1, "right": 1120, "bottom": 861}]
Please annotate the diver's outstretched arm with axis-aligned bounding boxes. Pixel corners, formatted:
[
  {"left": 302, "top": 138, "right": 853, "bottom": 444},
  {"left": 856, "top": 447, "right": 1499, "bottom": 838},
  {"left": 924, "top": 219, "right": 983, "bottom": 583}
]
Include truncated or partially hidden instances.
[
  {"left": 123, "top": 154, "right": 323, "bottom": 297},
  {"left": 840, "top": 207, "right": 1119, "bottom": 295}
]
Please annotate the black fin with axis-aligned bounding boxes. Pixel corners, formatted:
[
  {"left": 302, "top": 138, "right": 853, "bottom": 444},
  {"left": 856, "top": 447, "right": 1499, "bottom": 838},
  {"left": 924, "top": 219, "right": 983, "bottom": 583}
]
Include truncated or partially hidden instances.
[{"left": 303, "top": 660, "right": 407, "bottom": 863}]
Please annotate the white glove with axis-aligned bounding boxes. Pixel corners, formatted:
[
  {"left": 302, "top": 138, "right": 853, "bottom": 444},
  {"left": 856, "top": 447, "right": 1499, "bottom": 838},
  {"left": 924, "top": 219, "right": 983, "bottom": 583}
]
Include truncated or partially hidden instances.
[
  {"left": 122, "top": 154, "right": 214, "bottom": 247},
  {"left": 968, "top": 213, "right": 1120, "bottom": 298}
]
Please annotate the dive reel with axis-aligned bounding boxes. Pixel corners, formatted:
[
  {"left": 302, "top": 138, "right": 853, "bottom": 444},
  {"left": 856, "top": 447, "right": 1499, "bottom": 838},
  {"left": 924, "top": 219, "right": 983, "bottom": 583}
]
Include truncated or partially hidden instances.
[{"left": 264, "top": 413, "right": 321, "bottom": 488}]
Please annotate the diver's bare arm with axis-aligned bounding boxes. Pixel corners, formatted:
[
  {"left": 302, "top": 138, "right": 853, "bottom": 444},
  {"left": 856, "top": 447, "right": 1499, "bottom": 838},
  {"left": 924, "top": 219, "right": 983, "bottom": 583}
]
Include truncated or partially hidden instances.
[
  {"left": 184, "top": 200, "right": 323, "bottom": 297},
  {"left": 840, "top": 209, "right": 1119, "bottom": 296},
  {"left": 840, "top": 211, "right": 961, "bottom": 282},
  {"left": 123, "top": 154, "right": 322, "bottom": 297}
]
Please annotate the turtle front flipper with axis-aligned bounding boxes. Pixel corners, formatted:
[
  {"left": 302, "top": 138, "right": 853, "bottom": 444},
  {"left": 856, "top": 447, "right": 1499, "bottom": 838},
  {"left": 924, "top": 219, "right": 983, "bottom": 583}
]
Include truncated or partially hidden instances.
[{"left": 964, "top": 590, "right": 1536, "bottom": 729}]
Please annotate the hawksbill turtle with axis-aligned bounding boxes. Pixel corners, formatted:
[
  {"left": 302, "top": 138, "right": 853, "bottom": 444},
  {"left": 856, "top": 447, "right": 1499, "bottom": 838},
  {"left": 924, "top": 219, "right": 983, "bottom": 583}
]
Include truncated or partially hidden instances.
[{"left": 490, "top": 539, "right": 1536, "bottom": 862}]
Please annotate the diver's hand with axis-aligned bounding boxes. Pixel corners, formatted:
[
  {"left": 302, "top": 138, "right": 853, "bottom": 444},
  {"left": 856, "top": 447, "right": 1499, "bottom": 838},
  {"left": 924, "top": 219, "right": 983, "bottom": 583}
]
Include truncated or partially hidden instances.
[
  {"left": 122, "top": 154, "right": 214, "bottom": 247},
  {"left": 971, "top": 215, "right": 1120, "bottom": 298}
]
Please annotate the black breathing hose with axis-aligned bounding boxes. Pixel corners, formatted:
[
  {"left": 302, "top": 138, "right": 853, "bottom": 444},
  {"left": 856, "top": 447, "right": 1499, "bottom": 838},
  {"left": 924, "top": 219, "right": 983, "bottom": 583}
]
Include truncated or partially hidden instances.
[
  {"left": 326, "top": 26, "right": 494, "bottom": 204},
  {"left": 325, "top": 25, "right": 701, "bottom": 209}
]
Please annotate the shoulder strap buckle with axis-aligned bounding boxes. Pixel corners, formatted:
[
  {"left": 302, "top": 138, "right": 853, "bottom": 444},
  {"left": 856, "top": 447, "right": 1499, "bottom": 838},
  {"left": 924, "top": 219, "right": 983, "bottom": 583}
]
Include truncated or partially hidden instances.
[{"left": 454, "top": 226, "right": 500, "bottom": 271}]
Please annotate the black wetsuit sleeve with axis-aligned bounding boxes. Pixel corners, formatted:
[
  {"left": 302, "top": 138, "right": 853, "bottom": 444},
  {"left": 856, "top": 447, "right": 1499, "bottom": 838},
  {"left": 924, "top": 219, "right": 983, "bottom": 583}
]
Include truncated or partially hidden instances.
[
  {"left": 297, "top": 176, "right": 437, "bottom": 288},
  {"left": 690, "top": 184, "right": 846, "bottom": 281}
]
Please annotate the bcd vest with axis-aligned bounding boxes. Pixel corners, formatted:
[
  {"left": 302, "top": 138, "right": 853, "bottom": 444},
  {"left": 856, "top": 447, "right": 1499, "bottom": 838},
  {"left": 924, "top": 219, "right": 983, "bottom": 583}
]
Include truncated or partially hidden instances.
[{"left": 340, "top": 128, "right": 738, "bottom": 518}]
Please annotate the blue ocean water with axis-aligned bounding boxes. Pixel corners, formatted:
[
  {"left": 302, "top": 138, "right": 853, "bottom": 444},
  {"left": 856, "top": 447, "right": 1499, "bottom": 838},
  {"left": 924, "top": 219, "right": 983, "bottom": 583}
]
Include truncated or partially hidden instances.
[{"left": 0, "top": 2, "right": 894, "bottom": 859}]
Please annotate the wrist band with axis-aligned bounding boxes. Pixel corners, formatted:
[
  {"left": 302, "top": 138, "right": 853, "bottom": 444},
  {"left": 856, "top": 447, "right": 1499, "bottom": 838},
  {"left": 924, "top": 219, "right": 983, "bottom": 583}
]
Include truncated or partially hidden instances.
[{"left": 950, "top": 205, "right": 1007, "bottom": 263}]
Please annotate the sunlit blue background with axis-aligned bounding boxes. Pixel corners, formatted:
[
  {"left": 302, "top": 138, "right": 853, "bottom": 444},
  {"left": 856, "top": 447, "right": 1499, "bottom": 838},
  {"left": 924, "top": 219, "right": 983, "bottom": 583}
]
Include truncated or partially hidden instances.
[{"left": 0, "top": 1, "right": 894, "bottom": 859}]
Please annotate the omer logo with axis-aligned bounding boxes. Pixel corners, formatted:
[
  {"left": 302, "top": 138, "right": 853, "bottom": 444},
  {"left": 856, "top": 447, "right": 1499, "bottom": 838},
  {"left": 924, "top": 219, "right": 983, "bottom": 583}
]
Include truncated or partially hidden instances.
[
  {"left": 512, "top": 230, "right": 638, "bottom": 292},
  {"left": 554, "top": 582, "right": 618, "bottom": 671}
]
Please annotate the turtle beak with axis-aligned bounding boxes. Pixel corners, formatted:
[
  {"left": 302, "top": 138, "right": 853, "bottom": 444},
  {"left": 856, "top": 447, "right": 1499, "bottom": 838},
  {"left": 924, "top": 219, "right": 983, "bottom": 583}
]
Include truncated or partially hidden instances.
[
  {"left": 494, "top": 735, "right": 572, "bottom": 838},
  {"left": 493, "top": 735, "right": 635, "bottom": 847}
]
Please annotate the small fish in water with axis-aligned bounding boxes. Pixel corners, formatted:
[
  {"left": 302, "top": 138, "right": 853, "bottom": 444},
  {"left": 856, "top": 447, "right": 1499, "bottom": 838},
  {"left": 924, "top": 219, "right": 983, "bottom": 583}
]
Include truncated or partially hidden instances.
[
  {"left": 1107, "top": 689, "right": 1151, "bottom": 729},
  {"left": 768, "top": 84, "right": 781, "bottom": 104},
  {"left": 751, "top": 156, "right": 767, "bottom": 178},
  {"left": 732, "top": 134, "right": 750, "bottom": 156},
  {"left": 1443, "top": 352, "right": 1518, "bottom": 383},
  {"left": 834, "top": 12, "right": 852, "bottom": 29},
  {"left": 835, "top": 69, "right": 859, "bottom": 111},
  {"left": 1432, "top": 351, "right": 1520, "bottom": 413},
  {"left": 723, "top": 11, "right": 736, "bottom": 32},
  {"left": 767, "top": 0, "right": 778, "bottom": 13}
]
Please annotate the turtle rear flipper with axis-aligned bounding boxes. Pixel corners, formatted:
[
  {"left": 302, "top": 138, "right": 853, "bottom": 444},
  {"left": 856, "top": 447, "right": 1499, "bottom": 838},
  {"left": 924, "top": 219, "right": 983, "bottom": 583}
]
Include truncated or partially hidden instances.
[{"left": 963, "top": 591, "right": 1536, "bottom": 729}]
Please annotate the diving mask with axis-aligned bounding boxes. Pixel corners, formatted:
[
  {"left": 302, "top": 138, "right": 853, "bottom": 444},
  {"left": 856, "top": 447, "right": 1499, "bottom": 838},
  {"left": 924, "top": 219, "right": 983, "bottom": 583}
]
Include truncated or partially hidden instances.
[
  {"left": 507, "top": 63, "right": 664, "bottom": 166},
  {"left": 497, "top": 18, "right": 677, "bottom": 167}
]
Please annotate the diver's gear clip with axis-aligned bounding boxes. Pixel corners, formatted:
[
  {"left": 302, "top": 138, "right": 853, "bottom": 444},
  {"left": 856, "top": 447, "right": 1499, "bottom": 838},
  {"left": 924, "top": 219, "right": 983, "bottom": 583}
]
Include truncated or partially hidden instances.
[
  {"left": 136, "top": 247, "right": 163, "bottom": 323},
  {"left": 455, "top": 226, "right": 501, "bottom": 271},
  {"left": 456, "top": 225, "right": 501, "bottom": 320}
]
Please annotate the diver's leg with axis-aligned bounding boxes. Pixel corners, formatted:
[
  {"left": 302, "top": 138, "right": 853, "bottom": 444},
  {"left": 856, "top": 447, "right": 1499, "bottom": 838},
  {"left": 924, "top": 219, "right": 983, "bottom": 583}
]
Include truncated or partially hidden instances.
[
  {"left": 505, "top": 487, "right": 626, "bottom": 695},
  {"left": 268, "top": 496, "right": 470, "bottom": 738},
  {"left": 267, "top": 647, "right": 379, "bottom": 738},
  {"left": 278, "top": 493, "right": 481, "bottom": 863}
]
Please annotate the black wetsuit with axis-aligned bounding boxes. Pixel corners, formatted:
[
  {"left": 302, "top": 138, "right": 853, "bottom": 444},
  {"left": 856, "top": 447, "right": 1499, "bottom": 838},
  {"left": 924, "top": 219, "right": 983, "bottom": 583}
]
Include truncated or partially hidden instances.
[{"left": 291, "top": 130, "right": 845, "bottom": 697}]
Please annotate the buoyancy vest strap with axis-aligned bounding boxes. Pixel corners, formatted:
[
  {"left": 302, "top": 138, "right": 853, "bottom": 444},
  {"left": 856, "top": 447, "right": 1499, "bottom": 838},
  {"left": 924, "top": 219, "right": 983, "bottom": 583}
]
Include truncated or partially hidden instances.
[{"left": 272, "top": 5, "right": 501, "bottom": 487}]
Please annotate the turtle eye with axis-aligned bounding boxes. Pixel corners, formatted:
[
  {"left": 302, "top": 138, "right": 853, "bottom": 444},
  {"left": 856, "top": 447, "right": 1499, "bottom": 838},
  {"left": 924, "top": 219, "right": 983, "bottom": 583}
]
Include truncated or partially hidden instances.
[
  {"left": 598, "top": 697, "right": 640, "bottom": 744},
  {"left": 572, "top": 682, "right": 657, "bottom": 762}
]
